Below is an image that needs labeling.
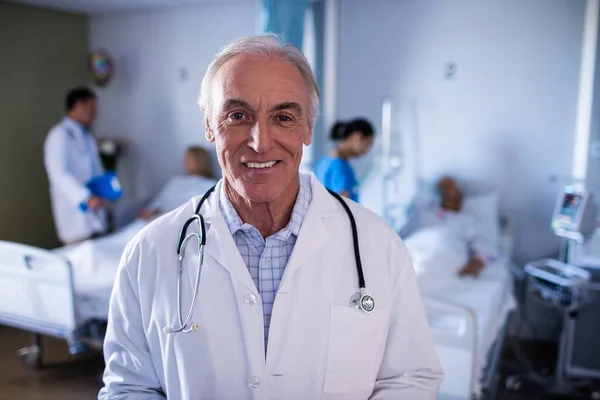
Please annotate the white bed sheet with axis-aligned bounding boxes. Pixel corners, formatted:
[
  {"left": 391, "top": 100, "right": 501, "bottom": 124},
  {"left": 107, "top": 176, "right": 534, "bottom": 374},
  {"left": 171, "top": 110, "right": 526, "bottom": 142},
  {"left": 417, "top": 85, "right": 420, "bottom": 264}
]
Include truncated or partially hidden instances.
[
  {"left": 428, "top": 256, "right": 516, "bottom": 395},
  {"left": 403, "top": 227, "right": 516, "bottom": 395},
  {"left": 54, "top": 220, "right": 149, "bottom": 323}
]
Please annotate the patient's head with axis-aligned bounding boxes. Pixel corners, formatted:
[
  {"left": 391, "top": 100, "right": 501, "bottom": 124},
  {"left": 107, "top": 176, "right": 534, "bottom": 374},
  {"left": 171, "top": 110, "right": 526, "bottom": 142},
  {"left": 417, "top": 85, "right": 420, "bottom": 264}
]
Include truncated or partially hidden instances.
[
  {"left": 185, "top": 146, "right": 214, "bottom": 178},
  {"left": 437, "top": 176, "right": 463, "bottom": 212}
]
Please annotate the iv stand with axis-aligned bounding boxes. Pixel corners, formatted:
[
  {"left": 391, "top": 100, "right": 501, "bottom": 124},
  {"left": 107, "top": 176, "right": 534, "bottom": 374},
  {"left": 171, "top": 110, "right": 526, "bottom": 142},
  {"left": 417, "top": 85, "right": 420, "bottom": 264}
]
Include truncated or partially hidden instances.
[
  {"left": 380, "top": 98, "right": 404, "bottom": 230},
  {"left": 381, "top": 99, "right": 393, "bottom": 227}
]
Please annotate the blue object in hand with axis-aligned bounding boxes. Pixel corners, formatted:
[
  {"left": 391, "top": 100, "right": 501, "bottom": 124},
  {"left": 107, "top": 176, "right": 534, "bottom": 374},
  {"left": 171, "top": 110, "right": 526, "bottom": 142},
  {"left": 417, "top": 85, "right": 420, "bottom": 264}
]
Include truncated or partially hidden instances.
[{"left": 86, "top": 172, "right": 123, "bottom": 202}]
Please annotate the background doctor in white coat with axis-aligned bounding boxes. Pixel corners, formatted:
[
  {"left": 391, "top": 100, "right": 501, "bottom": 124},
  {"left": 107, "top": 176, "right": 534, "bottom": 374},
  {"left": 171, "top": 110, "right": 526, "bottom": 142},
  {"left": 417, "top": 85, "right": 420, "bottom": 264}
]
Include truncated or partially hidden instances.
[
  {"left": 44, "top": 87, "right": 108, "bottom": 245},
  {"left": 100, "top": 34, "right": 443, "bottom": 399}
]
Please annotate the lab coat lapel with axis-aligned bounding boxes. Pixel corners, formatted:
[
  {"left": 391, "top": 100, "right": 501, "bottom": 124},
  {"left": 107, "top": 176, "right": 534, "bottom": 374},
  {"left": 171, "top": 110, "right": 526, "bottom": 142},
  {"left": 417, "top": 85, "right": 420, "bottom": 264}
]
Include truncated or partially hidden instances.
[
  {"left": 279, "top": 175, "right": 339, "bottom": 289},
  {"left": 201, "top": 183, "right": 258, "bottom": 295}
]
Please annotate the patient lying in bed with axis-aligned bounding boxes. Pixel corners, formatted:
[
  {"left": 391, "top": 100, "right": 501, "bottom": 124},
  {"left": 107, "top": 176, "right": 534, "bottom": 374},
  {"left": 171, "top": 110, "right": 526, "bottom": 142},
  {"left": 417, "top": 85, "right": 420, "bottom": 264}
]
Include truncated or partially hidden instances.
[
  {"left": 400, "top": 176, "right": 497, "bottom": 278},
  {"left": 138, "top": 146, "right": 216, "bottom": 220}
]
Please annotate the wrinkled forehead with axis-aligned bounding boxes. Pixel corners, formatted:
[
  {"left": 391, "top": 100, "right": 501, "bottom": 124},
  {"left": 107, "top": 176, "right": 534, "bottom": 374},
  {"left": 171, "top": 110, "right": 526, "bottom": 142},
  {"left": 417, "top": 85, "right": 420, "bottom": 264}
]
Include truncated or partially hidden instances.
[{"left": 210, "top": 55, "right": 310, "bottom": 114}]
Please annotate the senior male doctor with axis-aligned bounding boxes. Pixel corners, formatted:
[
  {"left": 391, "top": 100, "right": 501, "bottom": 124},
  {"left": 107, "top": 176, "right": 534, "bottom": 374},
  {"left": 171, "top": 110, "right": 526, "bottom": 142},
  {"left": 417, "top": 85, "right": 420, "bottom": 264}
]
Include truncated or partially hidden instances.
[
  {"left": 100, "top": 34, "right": 443, "bottom": 400},
  {"left": 44, "top": 87, "right": 108, "bottom": 245}
]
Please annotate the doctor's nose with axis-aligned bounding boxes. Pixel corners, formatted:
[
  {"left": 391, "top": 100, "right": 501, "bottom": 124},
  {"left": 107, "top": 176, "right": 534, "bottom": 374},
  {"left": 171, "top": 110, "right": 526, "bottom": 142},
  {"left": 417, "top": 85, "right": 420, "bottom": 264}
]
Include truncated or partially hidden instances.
[{"left": 248, "top": 118, "right": 274, "bottom": 153}]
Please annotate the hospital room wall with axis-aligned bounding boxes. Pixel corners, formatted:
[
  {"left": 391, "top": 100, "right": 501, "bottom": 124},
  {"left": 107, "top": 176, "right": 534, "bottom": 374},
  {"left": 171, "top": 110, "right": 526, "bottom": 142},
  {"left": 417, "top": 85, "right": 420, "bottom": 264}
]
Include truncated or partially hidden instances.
[
  {"left": 0, "top": 3, "right": 89, "bottom": 248},
  {"left": 337, "top": 0, "right": 585, "bottom": 265},
  {"left": 89, "top": 2, "right": 256, "bottom": 201}
]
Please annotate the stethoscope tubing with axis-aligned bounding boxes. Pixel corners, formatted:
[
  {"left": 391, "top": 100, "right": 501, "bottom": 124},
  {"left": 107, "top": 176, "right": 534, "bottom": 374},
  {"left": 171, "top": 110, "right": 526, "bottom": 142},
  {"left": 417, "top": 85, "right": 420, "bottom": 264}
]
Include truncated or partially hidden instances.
[
  {"left": 166, "top": 183, "right": 370, "bottom": 334},
  {"left": 326, "top": 189, "right": 366, "bottom": 290}
]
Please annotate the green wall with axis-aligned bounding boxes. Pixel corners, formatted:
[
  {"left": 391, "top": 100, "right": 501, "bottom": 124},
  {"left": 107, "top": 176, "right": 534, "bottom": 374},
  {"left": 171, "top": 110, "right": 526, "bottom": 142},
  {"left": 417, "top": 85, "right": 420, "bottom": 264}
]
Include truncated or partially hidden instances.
[{"left": 0, "top": 2, "right": 89, "bottom": 248}]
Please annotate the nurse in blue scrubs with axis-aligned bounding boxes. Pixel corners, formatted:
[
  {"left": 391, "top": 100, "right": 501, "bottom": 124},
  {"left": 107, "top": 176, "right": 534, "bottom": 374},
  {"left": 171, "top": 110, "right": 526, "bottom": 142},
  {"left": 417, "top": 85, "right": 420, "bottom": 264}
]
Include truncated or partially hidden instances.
[{"left": 314, "top": 118, "right": 375, "bottom": 202}]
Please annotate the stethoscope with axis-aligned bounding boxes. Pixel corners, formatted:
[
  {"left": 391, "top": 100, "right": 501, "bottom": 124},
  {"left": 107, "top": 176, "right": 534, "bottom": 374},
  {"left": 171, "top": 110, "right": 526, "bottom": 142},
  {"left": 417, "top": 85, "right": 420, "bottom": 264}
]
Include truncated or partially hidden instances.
[{"left": 163, "top": 185, "right": 375, "bottom": 335}]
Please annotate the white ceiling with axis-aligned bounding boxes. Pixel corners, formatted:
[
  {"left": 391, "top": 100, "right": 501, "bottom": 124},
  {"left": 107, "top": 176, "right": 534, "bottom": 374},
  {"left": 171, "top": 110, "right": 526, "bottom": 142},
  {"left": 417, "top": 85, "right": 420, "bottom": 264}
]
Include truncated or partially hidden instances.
[{"left": 7, "top": 0, "right": 250, "bottom": 15}]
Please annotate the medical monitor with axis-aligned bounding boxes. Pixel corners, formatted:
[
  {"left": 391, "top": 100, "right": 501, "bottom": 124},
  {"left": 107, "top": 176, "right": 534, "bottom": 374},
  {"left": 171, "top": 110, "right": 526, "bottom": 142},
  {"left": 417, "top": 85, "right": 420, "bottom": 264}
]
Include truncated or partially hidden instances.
[{"left": 551, "top": 187, "right": 598, "bottom": 242}]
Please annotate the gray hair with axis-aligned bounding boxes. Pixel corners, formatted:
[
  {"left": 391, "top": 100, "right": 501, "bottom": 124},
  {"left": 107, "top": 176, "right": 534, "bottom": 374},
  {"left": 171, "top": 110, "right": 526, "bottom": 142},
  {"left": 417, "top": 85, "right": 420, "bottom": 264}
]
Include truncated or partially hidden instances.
[{"left": 198, "top": 33, "right": 320, "bottom": 124}]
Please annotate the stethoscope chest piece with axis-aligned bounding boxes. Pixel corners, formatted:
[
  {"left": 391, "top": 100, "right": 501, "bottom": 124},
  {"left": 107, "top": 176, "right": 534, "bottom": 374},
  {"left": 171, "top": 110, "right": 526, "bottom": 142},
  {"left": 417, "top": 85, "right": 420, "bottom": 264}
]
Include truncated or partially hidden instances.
[{"left": 350, "top": 292, "right": 375, "bottom": 313}]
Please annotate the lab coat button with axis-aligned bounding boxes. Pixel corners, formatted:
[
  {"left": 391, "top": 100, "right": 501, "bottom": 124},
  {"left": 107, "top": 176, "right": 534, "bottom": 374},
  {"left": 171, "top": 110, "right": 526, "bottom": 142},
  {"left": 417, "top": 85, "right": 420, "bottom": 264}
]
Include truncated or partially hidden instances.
[
  {"left": 247, "top": 376, "right": 260, "bottom": 389},
  {"left": 244, "top": 294, "right": 257, "bottom": 306}
]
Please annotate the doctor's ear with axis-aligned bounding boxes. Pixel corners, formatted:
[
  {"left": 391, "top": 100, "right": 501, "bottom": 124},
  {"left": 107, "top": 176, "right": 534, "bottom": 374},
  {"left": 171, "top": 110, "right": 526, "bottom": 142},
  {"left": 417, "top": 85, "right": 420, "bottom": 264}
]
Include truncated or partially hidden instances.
[
  {"left": 204, "top": 118, "right": 215, "bottom": 142},
  {"left": 303, "top": 121, "right": 313, "bottom": 146}
]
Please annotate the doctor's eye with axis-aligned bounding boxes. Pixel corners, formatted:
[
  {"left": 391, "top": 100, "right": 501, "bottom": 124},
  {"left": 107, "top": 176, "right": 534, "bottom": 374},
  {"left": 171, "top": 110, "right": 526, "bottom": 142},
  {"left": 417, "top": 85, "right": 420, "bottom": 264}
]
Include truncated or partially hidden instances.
[
  {"left": 229, "top": 112, "right": 245, "bottom": 121},
  {"left": 276, "top": 114, "right": 294, "bottom": 124}
]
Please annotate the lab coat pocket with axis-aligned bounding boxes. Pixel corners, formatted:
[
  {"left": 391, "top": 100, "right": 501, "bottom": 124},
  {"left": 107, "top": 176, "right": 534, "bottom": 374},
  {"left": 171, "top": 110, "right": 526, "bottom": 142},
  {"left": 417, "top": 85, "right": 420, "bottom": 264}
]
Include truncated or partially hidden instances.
[{"left": 323, "top": 305, "right": 390, "bottom": 394}]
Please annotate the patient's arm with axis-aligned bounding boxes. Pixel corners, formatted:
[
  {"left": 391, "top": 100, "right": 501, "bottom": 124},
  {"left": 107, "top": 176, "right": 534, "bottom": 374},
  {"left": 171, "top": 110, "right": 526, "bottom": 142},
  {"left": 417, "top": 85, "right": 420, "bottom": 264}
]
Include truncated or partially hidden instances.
[
  {"left": 138, "top": 207, "right": 161, "bottom": 220},
  {"left": 458, "top": 256, "right": 485, "bottom": 277},
  {"left": 458, "top": 217, "right": 495, "bottom": 277}
]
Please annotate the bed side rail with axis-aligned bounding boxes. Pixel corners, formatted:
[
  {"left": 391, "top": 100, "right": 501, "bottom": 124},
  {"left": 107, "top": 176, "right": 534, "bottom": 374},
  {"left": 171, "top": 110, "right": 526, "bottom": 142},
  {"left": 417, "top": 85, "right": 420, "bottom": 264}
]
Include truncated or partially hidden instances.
[
  {"left": 0, "top": 240, "right": 76, "bottom": 337},
  {"left": 422, "top": 295, "right": 477, "bottom": 400}
]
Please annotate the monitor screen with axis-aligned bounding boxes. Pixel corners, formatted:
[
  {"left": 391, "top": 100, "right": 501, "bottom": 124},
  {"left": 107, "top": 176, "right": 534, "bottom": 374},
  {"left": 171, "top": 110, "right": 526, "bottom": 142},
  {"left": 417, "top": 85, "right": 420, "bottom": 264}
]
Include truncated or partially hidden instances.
[{"left": 558, "top": 193, "right": 583, "bottom": 223}]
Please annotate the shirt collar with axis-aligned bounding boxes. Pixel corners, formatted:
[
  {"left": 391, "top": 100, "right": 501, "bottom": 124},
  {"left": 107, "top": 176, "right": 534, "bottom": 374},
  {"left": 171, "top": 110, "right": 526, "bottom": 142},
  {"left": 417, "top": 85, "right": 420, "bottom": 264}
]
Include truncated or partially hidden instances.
[
  {"left": 219, "top": 173, "right": 312, "bottom": 241},
  {"left": 63, "top": 117, "right": 90, "bottom": 135}
]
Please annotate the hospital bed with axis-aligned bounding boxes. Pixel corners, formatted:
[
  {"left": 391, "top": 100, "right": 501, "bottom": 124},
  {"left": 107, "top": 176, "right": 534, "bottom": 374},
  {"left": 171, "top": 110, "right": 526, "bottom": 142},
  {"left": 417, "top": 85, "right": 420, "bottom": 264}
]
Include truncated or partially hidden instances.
[
  {"left": 0, "top": 221, "right": 145, "bottom": 367},
  {"left": 0, "top": 175, "right": 217, "bottom": 369},
  {"left": 400, "top": 188, "right": 517, "bottom": 400},
  {"left": 1, "top": 173, "right": 512, "bottom": 398}
]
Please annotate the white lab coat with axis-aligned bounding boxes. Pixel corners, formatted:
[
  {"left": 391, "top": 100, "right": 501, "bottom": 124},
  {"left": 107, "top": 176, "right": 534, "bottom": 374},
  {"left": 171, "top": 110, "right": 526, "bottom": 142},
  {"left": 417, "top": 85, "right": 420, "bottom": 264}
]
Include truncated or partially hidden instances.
[
  {"left": 44, "top": 117, "right": 107, "bottom": 243},
  {"left": 99, "top": 173, "right": 444, "bottom": 400}
]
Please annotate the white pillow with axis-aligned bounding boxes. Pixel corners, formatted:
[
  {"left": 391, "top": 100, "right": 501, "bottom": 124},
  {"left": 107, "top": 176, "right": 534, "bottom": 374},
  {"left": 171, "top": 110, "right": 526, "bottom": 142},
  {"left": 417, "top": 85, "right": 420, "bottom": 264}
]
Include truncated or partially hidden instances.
[
  {"left": 408, "top": 185, "right": 501, "bottom": 255},
  {"left": 461, "top": 191, "right": 500, "bottom": 253}
]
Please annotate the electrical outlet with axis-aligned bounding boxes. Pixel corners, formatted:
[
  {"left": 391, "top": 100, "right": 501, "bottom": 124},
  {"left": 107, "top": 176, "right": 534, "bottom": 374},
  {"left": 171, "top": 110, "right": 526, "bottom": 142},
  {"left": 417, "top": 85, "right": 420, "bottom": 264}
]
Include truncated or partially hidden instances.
[
  {"left": 179, "top": 67, "right": 188, "bottom": 82},
  {"left": 445, "top": 62, "right": 456, "bottom": 80}
]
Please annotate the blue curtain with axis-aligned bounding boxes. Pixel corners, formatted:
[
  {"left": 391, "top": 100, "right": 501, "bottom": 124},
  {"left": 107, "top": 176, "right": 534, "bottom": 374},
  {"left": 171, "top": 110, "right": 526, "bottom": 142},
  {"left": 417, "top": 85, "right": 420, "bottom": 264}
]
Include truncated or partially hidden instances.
[
  {"left": 260, "top": 0, "right": 310, "bottom": 49},
  {"left": 312, "top": 0, "right": 325, "bottom": 156}
]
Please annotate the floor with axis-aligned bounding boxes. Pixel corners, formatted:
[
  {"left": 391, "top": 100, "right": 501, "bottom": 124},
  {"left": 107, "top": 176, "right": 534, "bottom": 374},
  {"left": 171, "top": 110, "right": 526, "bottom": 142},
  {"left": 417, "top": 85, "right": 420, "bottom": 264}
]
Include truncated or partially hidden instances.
[
  {"left": 0, "top": 326, "right": 103, "bottom": 400},
  {"left": 0, "top": 325, "right": 597, "bottom": 399},
  {"left": 495, "top": 338, "right": 590, "bottom": 400}
]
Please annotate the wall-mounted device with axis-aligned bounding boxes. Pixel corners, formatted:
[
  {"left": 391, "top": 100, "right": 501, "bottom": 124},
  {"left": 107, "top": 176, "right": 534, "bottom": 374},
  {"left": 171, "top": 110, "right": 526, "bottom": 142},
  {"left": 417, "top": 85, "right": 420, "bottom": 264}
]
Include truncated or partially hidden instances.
[{"left": 551, "top": 187, "right": 598, "bottom": 243}]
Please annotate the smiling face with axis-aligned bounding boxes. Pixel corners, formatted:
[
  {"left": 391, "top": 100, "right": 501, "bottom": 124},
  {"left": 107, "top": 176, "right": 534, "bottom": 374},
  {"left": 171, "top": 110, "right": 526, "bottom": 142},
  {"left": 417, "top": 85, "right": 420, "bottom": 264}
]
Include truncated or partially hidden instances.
[{"left": 204, "top": 55, "right": 313, "bottom": 204}]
